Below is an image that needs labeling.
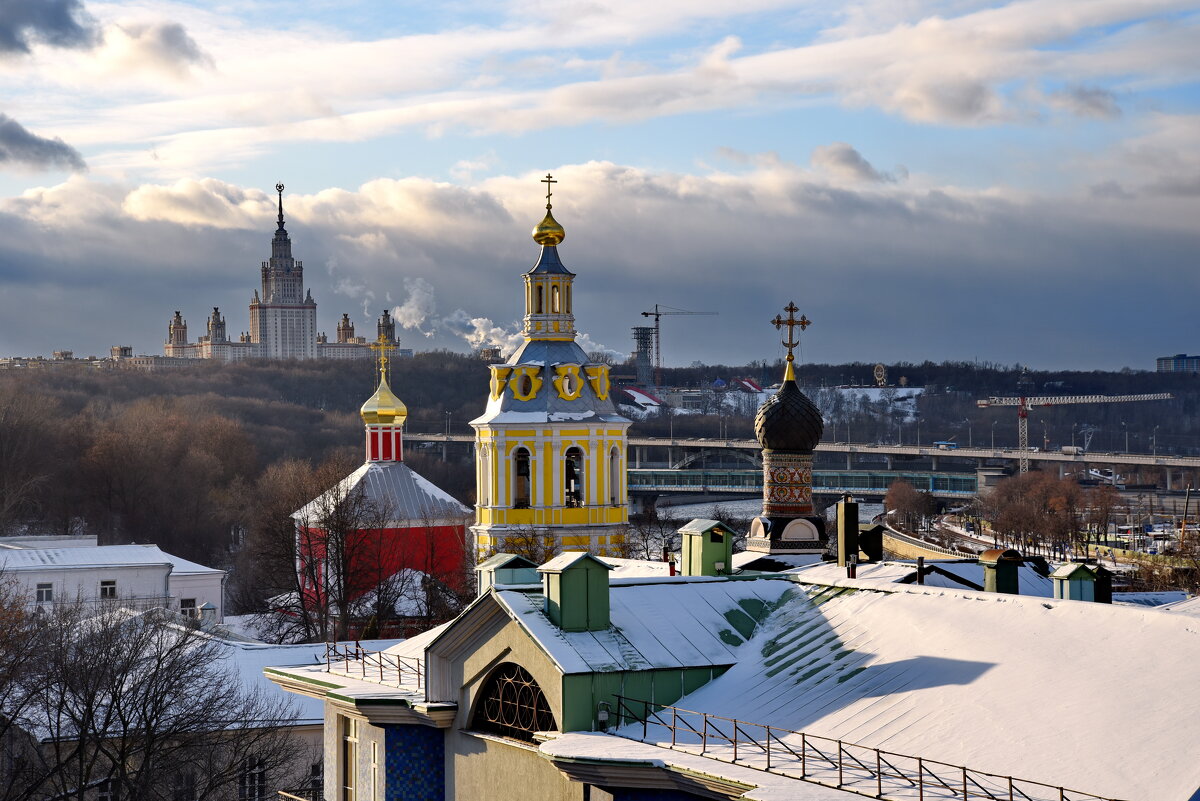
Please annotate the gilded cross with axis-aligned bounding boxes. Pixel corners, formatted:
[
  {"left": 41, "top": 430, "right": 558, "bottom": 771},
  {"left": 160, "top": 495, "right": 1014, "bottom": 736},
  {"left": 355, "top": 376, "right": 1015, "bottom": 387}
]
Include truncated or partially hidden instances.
[
  {"left": 771, "top": 301, "right": 810, "bottom": 363},
  {"left": 542, "top": 173, "right": 556, "bottom": 208},
  {"left": 369, "top": 333, "right": 398, "bottom": 381}
]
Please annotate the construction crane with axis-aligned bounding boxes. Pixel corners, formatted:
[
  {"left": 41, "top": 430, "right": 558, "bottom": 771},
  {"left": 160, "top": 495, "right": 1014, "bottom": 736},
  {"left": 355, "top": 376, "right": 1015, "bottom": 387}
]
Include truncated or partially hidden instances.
[
  {"left": 641, "top": 304, "right": 717, "bottom": 387},
  {"left": 976, "top": 391, "right": 1173, "bottom": 473}
]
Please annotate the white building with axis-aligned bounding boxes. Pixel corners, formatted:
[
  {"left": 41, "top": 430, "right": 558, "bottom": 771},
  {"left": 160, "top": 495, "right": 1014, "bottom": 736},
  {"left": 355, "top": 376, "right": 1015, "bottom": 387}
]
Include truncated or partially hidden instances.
[
  {"left": 0, "top": 542, "right": 226, "bottom": 620},
  {"left": 163, "top": 183, "right": 379, "bottom": 363}
]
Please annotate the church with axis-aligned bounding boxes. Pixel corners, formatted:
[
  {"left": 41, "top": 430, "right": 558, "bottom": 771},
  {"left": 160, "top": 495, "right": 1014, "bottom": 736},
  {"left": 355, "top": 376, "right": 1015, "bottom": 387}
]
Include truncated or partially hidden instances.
[
  {"left": 469, "top": 176, "right": 630, "bottom": 558},
  {"left": 162, "top": 183, "right": 381, "bottom": 362}
]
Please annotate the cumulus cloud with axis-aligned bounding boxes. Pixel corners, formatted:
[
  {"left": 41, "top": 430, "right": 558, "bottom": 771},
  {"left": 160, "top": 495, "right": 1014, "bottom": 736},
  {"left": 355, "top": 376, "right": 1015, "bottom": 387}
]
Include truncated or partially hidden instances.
[
  {"left": 0, "top": 114, "right": 86, "bottom": 171},
  {"left": 811, "top": 142, "right": 899, "bottom": 183},
  {"left": 123, "top": 179, "right": 273, "bottom": 228},
  {"left": 100, "top": 22, "right": 213, "bottom": 78},
  {"left": 0, "top": 0, "right": 96, "bottom": 54}
]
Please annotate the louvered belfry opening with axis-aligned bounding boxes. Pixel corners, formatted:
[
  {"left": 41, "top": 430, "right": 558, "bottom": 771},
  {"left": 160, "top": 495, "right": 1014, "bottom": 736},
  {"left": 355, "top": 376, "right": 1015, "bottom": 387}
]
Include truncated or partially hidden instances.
[{"left": 472, "top": 663, "right": 556, "bottom": 742}]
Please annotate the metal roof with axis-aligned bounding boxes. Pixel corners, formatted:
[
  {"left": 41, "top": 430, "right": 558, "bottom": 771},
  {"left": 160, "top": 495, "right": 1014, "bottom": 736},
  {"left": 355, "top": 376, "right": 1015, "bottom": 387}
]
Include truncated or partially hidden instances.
[{"left": 292, "top": 461, "right": 470, "bottom": 526}]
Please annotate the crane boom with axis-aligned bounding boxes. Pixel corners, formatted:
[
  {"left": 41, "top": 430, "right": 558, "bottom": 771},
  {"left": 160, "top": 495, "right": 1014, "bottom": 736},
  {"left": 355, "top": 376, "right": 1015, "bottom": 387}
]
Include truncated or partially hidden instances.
[
  {"left": 976, "top": 392, "right": 1173, "bottom": 473},
  {"left": 641, "top": 304, "right": 717, "bottom": 387}
]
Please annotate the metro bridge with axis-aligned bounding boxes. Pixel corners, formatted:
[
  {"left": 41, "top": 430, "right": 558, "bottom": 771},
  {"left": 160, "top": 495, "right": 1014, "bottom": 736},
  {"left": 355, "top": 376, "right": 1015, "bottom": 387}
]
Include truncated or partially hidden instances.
[{"left": 626, "top": 468, "right": 977, "bottom": 500}]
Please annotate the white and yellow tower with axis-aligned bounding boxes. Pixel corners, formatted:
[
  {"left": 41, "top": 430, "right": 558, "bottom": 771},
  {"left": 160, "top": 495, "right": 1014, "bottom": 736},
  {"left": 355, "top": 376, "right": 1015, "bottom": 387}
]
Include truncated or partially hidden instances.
[{"left": 470, "top": 175, "right": 630, "bottom": 558}]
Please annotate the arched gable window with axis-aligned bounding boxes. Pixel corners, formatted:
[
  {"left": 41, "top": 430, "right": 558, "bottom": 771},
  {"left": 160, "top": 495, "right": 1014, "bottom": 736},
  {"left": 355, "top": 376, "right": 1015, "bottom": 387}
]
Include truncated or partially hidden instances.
[
  {"left": 513, "top": 448, "right": 531, "bottom": 509},
  {"left": 564, "top": 447, "right": 584, "bottom": 507},
  {"left": 471, "top": 663, "right": 556, "bottom": 742},
  {"left": 609, "top": 446, "right": 621, "bottom": 505}
]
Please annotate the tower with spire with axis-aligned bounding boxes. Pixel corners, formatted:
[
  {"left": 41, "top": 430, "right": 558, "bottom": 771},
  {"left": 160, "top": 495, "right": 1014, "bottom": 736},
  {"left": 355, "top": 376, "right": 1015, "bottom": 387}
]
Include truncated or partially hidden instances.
[
  {"left": 746, "top": 302, "right": 828, "bottom": 554},
  {"left": 470, "top": 174, "right": 631, "bottom": 559},
  {"left": 248, "top": 183, "right": 318, "bottom": 359}
]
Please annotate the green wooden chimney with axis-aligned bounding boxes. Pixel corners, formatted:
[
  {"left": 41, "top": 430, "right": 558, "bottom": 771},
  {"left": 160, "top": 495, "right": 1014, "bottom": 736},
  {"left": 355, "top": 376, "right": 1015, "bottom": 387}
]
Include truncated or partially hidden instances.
[
  {"left": 678, "top": 519, "right": 736, "bottom": 577},
  {"left": 979, "top": 548, "right": 1023, "bottom": 595},
  {"left": 537, "top": 552, "right": 614, "bottom": 631}
]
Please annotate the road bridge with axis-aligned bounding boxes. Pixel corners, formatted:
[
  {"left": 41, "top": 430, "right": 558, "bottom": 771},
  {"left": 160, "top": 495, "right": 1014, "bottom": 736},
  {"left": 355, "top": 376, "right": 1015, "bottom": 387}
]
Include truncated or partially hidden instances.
[{"left": 626, "top": 468, "right": 977, "bottom": 500}]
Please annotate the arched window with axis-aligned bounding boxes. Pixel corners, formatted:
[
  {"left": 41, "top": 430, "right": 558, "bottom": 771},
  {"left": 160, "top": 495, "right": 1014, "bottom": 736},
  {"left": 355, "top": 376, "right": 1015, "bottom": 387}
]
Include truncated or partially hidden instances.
[
  {"left": 535, "top": 286, "right": 544, "bottom": 314},
  {"left": 566, "top": 285, "right": 572, "bottom": 314},
  {"left": 471, "top": 663, "right": 556, "bottom": 742},
  {"left": 565, "top": 447, "right": 584, "bottom": 507},
  {"left": 551, "top": 285, "right": 560, "bottom": 313},
  {"left": 513, "top": 448, "right": 531, "bottom": 509},
  {"left": 609, "top": 446, "right": 621, "bottom": 505}
]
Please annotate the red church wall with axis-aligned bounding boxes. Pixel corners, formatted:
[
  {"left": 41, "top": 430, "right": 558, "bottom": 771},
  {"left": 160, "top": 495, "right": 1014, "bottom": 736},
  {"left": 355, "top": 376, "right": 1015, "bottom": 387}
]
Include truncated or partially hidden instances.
[{"left": 296, "top": 521, "right": 469, "bottom": 609}]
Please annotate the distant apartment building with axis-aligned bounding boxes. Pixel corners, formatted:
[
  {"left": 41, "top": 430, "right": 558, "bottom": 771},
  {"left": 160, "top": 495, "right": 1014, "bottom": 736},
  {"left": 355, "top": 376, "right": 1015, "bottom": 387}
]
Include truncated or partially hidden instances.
[{"left": 1157, "top": 353, "right": 1200, "bottom": 373}]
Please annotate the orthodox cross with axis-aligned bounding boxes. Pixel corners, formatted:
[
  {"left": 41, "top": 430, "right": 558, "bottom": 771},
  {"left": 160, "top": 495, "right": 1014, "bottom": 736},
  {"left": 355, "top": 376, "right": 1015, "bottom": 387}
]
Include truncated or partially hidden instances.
[
  {"left": 542, "top": 173, "right": 556, "bottom": 209},
  {"left": 369, "top": 333, "right": 397, "bottom": 382},
  {"left": 771, "top": 301, "right": 810, "bottom": 363}
]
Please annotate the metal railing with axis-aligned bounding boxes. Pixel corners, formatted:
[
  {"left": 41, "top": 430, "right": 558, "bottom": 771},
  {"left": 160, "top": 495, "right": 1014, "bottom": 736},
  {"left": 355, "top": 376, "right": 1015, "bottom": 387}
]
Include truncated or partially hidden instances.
[
  {"left": 612, "top": 696, "right": 1125, "bottom": 801},
  {"left": 324, "top": 642, "right": 423, "bottom": 690}
]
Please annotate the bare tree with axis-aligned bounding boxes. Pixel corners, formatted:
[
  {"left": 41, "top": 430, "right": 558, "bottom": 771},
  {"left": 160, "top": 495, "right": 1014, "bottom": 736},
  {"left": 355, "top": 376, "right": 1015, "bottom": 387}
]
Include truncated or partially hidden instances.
[{"left": 0, "top": 603, "right": 303, "bottom": 801}]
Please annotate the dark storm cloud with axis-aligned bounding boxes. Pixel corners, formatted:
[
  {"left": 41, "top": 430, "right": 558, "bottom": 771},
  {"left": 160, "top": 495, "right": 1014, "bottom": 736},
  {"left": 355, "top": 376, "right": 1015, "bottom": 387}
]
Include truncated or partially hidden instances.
[
  {"left": 0, "top": 114, "right": 86, "bottom": 171},
  {"left": 0, "top": 0, "right": 97, "bottom": 54}
]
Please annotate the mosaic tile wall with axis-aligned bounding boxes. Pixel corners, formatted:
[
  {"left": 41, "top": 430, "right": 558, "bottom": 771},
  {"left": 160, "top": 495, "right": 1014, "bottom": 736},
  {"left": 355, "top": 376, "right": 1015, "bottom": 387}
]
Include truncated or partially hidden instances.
[{"left": 383, "top": 724, "right": 444, "bottom": 801}]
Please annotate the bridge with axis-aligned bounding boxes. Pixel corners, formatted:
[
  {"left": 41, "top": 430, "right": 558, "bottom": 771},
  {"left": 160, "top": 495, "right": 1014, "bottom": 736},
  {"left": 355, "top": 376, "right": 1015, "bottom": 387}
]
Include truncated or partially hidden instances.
[
  {"left": 627, "top": 468, "right": 977, "bottom": 500},
  {"left": 406, "top": 433, "right": 1198, "bottom": 472}
]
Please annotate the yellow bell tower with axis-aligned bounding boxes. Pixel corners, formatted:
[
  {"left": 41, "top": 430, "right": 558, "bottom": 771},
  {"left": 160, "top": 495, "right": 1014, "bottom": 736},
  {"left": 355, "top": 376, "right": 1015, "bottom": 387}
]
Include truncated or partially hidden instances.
[{"left": 470, "top": 174, "right": 630, "bottom": 559}]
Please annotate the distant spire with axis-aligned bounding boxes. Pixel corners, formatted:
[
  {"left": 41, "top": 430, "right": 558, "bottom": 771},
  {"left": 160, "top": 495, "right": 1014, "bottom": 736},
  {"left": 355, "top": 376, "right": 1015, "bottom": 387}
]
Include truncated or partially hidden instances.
[{"left": 275, "top": 182, "right": 286, "bottom": 229}]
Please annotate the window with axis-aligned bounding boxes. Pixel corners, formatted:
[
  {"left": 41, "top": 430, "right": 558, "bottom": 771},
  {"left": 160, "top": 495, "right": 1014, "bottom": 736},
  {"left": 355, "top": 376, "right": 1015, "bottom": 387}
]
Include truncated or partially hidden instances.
[
  {"left": 535, "top": 285, "right": 544, "bottom": 314},
  {"left": 566, "top": 285, "right": 572, "bottom": 313},
  {"left": 340, "top": 717, "right": 358, "bottom": 801},
  {"left": 238, "top": 757, "right": 265, "bottom": 801},
  {"left": 564, "top": 447, "right": 585, "bottom": 507},
  {"left": 307, "top": 762, "right": 323, "bottom": 799},
  {"left": 472, "top": 663, "right": 556, "bottom": 742},
  {"left": 609, "top": 447, "right": 621, "bottom": 505},
  {"left": 551, "top": 285, "right": 560, "bottom": 313},
  {"left": 180, "top": 598, "right": 197, "bottom": 618},
  {"left": 100, "top": 580, "right": 117, "bottom": 600},
  {"left": 173, "top": 771, "right": 197, "bottom": 801},
  {"left": 513, "top": 449, "right": 531, "bottom": 509},
  {"left": 97, "top": 779, "right": 115, "bottom": 801},
  {"left": 479, "top": 449, "right": 491, "bottom": 506},
  {"left": 35, "top": 583, "right": 52, "bottom": 604}
]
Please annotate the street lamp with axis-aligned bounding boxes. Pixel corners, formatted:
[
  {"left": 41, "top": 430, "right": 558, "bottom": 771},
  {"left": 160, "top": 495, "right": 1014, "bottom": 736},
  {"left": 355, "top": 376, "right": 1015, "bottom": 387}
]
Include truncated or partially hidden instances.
[
  {"left": 445, "top": 410, "right": 452, "bottom": 436},
  {"left": 991, "top": 420, "right": 998, "bottom": 450},
  {"left": 1153, "top": 425, "right": 1159, "bottom": 457},
  {"left": 1122, "top": 421, "right": 1129, "bottom": 454},
  {"left": 1071, "top": 422, "right": 1077, "bottom": 448}
]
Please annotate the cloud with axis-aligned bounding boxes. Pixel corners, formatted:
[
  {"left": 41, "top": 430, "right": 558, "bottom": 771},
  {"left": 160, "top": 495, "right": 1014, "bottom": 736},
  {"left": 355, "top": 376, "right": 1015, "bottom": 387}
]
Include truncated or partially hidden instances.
[
  {"left": 0, "top": 0, "right": 96, "bottom": 54},
  {"left": 1049, "top": 85, "right": 1120, "bottom": 119},
  {"left": 123, "top": 179, "right": 273, "bottom": 228},
  {"left": 0, "top": 114, "right": 86, "bottom": 171},
  {"left": 811, "top": 142, "right": 898, "bottom": 183},
  {"left": 438, "top": 309, "right": 525, "bottom": 356},
  {"left": 99, "top": 22, "right": 213, "bottom": 78}
]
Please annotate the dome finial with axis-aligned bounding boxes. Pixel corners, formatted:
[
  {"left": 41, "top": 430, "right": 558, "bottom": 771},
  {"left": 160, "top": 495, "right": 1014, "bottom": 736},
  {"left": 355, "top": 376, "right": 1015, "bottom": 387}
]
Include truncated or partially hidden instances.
[
  {"left": 275, "top": 182, "right": 285, "bottom": 228},
  {"left": 361, "top": 334, "right": 407, "bottom": 426},
  {"left": 770, "top": 302, "right": 810, "bottom": 382},
  {"left": 532, "top": 172, "right": 565, "bottom": 246}
]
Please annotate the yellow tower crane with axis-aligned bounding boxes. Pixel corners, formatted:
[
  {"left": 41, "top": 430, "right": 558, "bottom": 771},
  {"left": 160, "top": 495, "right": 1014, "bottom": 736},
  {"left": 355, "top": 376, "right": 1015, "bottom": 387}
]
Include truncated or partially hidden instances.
[{"left": 976, "top": 392, "right": 1173, "bottom": 473}]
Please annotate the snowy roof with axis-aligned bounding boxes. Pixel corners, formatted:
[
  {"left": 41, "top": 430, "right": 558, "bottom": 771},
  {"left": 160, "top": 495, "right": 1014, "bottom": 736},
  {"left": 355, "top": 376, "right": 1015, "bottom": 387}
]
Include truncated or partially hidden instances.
[
  {"left": 293, "top": 460, "right": 469, "bottom": 526},
  {"left": 619, "top": 386, "right": 664, "bottom": 407},
  {"left": 791, "top": 559, "right": 1054, "bottom": 596},
  {"left": 0, "top": 535, "right": 98, "bottom": 549},
  {"left": 493, "top": 578, "right": 796, "bottom": 674},
  {"left": 475, "top": 553, "right": 537, "bottom": 572},
  {"left": 615, "top": 578, "right": 1200, "bottom": 800},
  {"left": 538, "top": 551, "right": 613, "bottom": 573},
  {"left": 1161, "top": 594, "right": 1200, "bottom": 616}
]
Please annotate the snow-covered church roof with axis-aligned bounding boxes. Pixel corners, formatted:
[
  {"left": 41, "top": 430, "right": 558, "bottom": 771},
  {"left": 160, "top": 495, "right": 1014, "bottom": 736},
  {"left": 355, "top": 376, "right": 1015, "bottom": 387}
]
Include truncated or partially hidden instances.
[{"left": 292, "top": 460, "right": 469, "bottom": 528}]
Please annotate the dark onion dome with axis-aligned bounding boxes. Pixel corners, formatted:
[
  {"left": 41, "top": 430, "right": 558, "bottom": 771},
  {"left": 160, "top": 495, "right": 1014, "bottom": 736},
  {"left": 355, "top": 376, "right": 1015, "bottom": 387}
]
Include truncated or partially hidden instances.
[{"left": 754, "top": 369, "right": 824, "bottom": 453}]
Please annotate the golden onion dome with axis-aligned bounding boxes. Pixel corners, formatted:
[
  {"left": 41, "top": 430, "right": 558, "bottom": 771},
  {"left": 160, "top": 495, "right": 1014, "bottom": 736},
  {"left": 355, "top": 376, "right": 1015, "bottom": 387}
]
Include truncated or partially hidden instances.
[
  {"left": 532, "top": 207, "right": 565, "bottom": 246},
  {"left": 360, "top": 370, "right": 408, "bottom": 426}
]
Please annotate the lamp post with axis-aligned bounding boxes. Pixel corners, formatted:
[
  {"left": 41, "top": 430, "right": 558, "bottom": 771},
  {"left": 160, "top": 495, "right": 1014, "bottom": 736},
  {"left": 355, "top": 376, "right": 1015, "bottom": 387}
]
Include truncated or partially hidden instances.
[
  {"left": 1153, "top": 426, "right": 1159, "bottom": 457},
  {"left": 1122, "top": 421, "right": 1129, "bottom": 454},
  {"left": 991, "top": 420, "right": 998, "bottom": 450},
  {"left": 445, "top": 410, "right": 452, "bottom": 436},
  {"left": 1071, "top": 422, "right": 1077, "bottom": 448}
]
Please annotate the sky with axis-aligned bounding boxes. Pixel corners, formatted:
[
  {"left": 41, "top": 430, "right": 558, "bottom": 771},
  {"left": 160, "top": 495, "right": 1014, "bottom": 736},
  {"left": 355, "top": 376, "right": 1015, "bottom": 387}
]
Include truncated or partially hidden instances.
[{"left": 1, "top": 0, "right": 1199, "bottom": 370}]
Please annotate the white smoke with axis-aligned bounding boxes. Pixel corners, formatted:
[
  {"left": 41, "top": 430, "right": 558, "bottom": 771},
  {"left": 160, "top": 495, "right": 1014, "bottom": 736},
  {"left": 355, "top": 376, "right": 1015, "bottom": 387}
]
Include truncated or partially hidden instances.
[
  {"left": 326, "top": 258, "right": 375, "bottom": 319},
  {"left": 439, "top": 309, "right": 525, "bottom": 357},
  {"left": 390, "top": 276, "right": 437, "bottom": 338},
  {"left": 576, "top": 333, "right": 625, "bottom": 364}
]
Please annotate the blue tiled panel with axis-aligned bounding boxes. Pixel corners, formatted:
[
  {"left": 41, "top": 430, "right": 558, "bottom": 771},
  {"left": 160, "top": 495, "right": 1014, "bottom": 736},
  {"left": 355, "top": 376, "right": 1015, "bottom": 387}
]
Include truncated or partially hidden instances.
[
  {"left": 607, "top": 789, "right": 708, "bottom": 801},
  {"left": 383, "top": 725, "right": 444, "bottom": 801}
]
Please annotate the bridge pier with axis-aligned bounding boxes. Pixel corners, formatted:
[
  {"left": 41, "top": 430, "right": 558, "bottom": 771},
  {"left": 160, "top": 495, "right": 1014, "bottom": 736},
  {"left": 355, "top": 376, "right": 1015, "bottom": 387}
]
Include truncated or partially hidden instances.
[
  {"left": 886, "top": 455, "right": 893, "bottom": 470},
  {"left": 931, "top": 455, "right": 939, "bottom": 470},
  {"left": 846, "top": 452, "right": 852, "bottom": 470},
  {"left": 1165, "top": 467, "right": 1173, "bottom": 490}
]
